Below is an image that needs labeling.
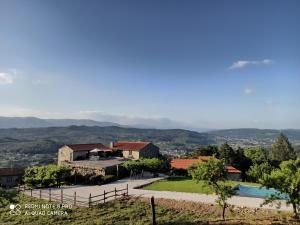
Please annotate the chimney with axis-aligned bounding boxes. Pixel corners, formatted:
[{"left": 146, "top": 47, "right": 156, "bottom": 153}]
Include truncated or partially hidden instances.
[{"left": 110, "top": 141, "right": 114, "bottom": 149}]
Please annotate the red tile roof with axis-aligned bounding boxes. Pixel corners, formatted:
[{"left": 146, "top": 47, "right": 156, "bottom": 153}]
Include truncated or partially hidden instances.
[
  {"left": 170, "top": 159, "right": 202, "bottom": 169},
  {"left": 0, "top": 168, "right": 24, "bottom": 176},
  {"left": 65, "top": 143, "right": 111, "bottom": 152},
  {"left": 112, "top": 141, "right": 151, "bottom": 152},
  {"left": 170, "top": 158, "right": 241, "bottom": 174},
  {"left": 225, "top": 165, "right": 241, "bottom": 174}
]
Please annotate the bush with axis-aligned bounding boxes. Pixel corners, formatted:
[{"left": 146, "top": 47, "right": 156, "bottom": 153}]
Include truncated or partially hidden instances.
[
  {"left": 24, "top": 165, "right": 71, "bottom": 188},
  {"left": 101, "top": 175, "right": 117, "bottom": 184}
]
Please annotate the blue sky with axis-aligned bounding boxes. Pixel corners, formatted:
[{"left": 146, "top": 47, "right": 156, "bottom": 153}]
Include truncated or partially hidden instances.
[{"left": 0, "top": 0, "right": 299, "bottom": 129}]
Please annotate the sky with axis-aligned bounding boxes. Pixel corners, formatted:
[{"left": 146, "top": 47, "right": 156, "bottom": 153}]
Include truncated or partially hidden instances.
[{"left": 0, "top": 0, "right": 299, "bottom": 130}]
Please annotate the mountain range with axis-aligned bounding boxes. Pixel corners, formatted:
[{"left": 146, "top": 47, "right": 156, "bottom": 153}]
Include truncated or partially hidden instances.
[
  {"left": 0, "top": 116, "right": 121, "bottom": 129},
  {"left": 0, "top": 116, "right": 299, "bottom": 167}
]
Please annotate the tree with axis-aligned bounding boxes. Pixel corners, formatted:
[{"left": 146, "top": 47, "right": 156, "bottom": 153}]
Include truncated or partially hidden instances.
[
  {"left": 232, "top": 147, "right": 252, "bottom": 181},
  {"left": 219, "top": 142, "right": 235, "bottom": 165},
  {"left": 270, "top": 134, "right": 296, "bottom": 162},
  {"left": 260, "top": 159, "right": 300, "bottom": 218},
  {"left": 244, "top": 147, "right": 268, "bottom": 163},
  {"left": 246, "top": 162, "right": 273, "bottom": 182},
  {"left": 188, "top": 159, "right": 235, "bottom": 220},
  {"left": 190, "top": 145, "right": 219, "bottom": 157}
]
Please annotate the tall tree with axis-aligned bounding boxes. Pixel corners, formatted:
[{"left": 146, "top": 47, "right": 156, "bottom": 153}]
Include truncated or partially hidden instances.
[
  {"left": 219, "top": 142, "right": 235, "bottom": 165},
  {"left": 270, "top": 134, "right": 296, "bottom": 162}
]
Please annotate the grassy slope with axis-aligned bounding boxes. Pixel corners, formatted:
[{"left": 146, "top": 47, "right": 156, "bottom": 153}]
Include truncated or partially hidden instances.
[
  {"left": 0, "top": 191, "right": 298, "bottom": 225},
  {"left": 142, "top": 177, "right": 260, "bottom": 194}
]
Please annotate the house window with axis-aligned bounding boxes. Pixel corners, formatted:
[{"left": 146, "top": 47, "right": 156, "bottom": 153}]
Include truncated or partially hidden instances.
[
  {"left": 129, "top": 150, "right": 132, "bottom": 156},
  {"left": 6, "top": 176, "right": 13, "bottom": 183}
]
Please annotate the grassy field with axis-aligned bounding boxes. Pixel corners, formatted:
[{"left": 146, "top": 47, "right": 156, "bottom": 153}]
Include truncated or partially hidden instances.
[
  {"left": 0, "top": 190, "right": 298, "bottom": 225},
  {"left": 141, "top": 177, "right": 260, "bottom": 194}
]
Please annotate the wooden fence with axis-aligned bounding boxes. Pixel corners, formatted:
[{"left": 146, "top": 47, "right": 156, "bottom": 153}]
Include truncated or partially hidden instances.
[{"left": 19, "top": 184, "right": 129, "bottom": 207}]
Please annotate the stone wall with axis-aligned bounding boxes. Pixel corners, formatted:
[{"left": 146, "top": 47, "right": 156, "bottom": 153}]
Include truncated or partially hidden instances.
[
  {"left": 228, "top": 173, "right": 241, "bottom": 181},
  {"left": 58, "top": 146, "right": 73, "bottom": 165}
]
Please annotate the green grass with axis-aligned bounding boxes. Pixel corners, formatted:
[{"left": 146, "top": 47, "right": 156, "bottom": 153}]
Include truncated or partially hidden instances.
[{"left": 141, "top": 177, "right": 260, "bottom": 194}]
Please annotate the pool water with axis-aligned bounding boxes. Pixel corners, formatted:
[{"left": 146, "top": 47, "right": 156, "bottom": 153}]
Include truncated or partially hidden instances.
[{"left": 234, "top": 185, "right": 288, "bottom": 199}]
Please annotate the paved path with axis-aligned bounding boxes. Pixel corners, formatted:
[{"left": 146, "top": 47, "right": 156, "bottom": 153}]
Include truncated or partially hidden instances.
[{"left": 25, "top": 176, "right": 292, "bottom": 211}]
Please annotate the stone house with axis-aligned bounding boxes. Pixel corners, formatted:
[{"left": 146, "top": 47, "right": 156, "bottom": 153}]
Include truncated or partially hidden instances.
[
  {"left": 58, "top": 143, "right": 113, "bottom": 165},
  {"left": 57, "top": 141, "right": 160, "bottom": 179},
  {"left": 0, "top": 168, "right": 24, "bottom": 188},
  {"left": 111, "top": 141, "right": 160, "bottom": 160}
]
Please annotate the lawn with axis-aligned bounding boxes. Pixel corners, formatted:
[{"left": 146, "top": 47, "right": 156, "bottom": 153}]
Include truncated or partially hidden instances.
[
  {"left": 141, "top": 177, "right": 260, "bottom": 194},
  {"left": 0, "top": 190, "right": 298, "bottom": 225}
]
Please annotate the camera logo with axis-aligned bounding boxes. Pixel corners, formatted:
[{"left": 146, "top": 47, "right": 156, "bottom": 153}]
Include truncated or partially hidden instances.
[{"left": 9, "top": 204, "right": 21, "bottom": 215}]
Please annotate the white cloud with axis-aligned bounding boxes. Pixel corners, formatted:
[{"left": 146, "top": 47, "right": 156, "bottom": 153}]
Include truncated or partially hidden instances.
[
  {"left": 229, "top": 59, "right": 273, "bottom": 70},
  {"left": 244, "top": 87, "right": 254, "bottom": 95},
  {"left": 0, "top": 73, "right": 14, "bottom": 84}
]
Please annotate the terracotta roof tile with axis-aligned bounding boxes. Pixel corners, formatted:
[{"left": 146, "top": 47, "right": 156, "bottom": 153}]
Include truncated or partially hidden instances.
[
  {"left": 170, "top": 158, "right": 241, "bottom": 174},
  {"left": 225, "top": 165, "right": 241, "bottom": 174},
  {"left": 112, "top": 141, "right": 151, "bottom": 152}
]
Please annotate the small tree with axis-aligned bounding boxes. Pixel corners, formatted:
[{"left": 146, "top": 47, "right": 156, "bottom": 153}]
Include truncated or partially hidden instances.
[
  {"left": 244, "top": 147, "right": 268, "bottom": 164},
  {"left": 260, "top": 159, "right": 300, "bottom": 218},
  {"left": 246, "top": 162, "right": 273, "bottom": 182},
  {"left": 188, "top": 159, "right": 235, "bottom": 220}
]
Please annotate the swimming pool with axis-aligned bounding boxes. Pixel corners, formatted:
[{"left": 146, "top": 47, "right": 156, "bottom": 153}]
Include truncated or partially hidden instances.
[{"left": 234, "top": 185, "right": 288, "bottom": 199}]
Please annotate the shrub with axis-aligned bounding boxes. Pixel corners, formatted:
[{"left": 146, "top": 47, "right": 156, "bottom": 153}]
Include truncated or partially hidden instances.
[{"left": 101, "top": 175, "right": 117, "bottom": 184}]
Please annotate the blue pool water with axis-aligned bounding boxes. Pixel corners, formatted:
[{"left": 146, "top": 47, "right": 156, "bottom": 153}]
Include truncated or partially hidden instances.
[{"left": 234, "top": 185, "right": 288, "bottom": 199}]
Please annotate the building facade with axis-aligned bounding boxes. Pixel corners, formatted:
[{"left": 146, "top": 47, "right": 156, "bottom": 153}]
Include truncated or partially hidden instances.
[
  {"left": 0, "top": 168, "right": 24, "bottom": 188},
  {"left": 111, "top": 141, "right": 160, "bottom": 160}
]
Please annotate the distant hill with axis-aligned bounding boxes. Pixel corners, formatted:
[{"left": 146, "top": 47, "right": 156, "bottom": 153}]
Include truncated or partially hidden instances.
[
  {"left": 0, "top": 116, "right": 121, "bottom": 129},
  {"left": 0, "top": 125, "right": 299, "bottom": 167},
  {"left": 209, "top": 128, "right": 300, "bottom": 146},
  {"left": 0, "top": 126, "right": 214, "bottom": 167}
]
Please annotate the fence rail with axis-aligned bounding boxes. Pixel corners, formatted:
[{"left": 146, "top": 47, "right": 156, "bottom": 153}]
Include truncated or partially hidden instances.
[{"left": 18, "top": 184, "right": 129, "bottom": 207}]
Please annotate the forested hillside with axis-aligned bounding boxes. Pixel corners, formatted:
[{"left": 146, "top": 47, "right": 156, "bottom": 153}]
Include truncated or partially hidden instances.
[{"left": 0, "top": 126, "right": 299, "bottom": 167}]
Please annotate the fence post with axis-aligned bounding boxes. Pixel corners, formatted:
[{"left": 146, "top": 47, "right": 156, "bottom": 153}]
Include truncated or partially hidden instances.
[
  {"left": 114, "top": 187, "right": 117, "bottom": 200},
  {"left": 61, "top": 188, "right": 63, "bottom": 203},
  {"left": 88, "top": 193, "right": 91, "bottom": 208},
  {"left": 150, "top": 196, "right": 156, "bottom": 225},
  {"left": 49, "top": 189, "right": 51, "bottom": 201},
  {"left": 74, "top": 192, "right": 76, "bottom": 206},
  {"left": 39, "top": 189, "right": 42, "bottom": 199},
  {"left": 30, "top": 188, "right": 32, "bottom": 197},
  {"left": 126, "top": 184, "right": 129, "bottom": 196},
  {"left": 103, "top": 190, "right": 106, "bottom": 203}
]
